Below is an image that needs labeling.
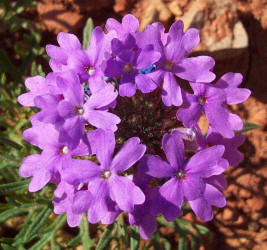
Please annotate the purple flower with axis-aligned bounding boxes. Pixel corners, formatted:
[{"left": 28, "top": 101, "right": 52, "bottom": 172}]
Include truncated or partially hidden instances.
[
  {"left": 128, "top": 160, "right": 158, "bottom": 239},
  {"left": 188, "top": 180, "right": 226, "bottom": 221},
  {"left": 147, "top": 20, "right": 215, "bottom": 106},
  {"left": 46, "top": 29, "right": 113, "bottom": 93},
  {"left": 177, "top": 82, "right": 243, "bottom": 138},
  {"left": 104, "top": 33, "right": 161, "bottom": 97},
  {"left": 63, "top": 129, "right": 146, "bottom": 224},
  {"left": 215, "top": 72, "right": 251, "bottom": 105},
  {"left": 34, "top": 70, "right": 120, "bottom": 149},
  {"left": 206, "top": 128, "right": 245, "bottom": 167},
  {"left": 105, "top": 14, "right": 139, "bottom": 39},
  {"left": 19, "top": 119, "right": 90, "bottom": 192},
  {"left": 53, "top": 181, "right": 83, "bottom": 227},
  {"left": 143, "top": 131, "right": 228, "bottom": 221}
]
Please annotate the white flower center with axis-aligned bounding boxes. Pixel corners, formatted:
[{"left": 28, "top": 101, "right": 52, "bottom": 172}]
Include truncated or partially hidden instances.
[
  {"left": 177, "top": 170, "right": 186, "bottom": 180},
  {"left": 76, "top": 107, "right": 84, "bottom": 115},
  {"left": 61, "top": 146, "right": 69, "bottom": 154},
  {"left": 198, "top": 96, "right": 207, "bottom": 105},
  {"left": 102, "top": 170, "right": 111, "bottom": 179},
  {"left": 164, "top": 61, "right": 173, "bottom": 71}
]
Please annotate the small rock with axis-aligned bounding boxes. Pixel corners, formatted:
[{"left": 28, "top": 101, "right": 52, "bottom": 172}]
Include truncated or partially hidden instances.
[
  {"left": 246, "top": 196, "right": 265, "bottom": 212},
  {"left": 222, "top": 208, "right": 235, "bottom": 221}
]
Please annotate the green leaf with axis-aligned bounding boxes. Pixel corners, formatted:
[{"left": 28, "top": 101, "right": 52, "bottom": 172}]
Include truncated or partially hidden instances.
[
  {"left": 96, "top": 224, "right": 113, "bottom": 250},
  {"left": 0, "top": 180, "right": 30, "bottom": 194},
  {"left": 178, "top": 234, "right": 188, "bottom": 250},
  {"left": 195, "top": 224, "right": 212, "bottom": 240},
  {"left": 130, "top": 227, "right": 140, "bottom": 250},
  {"left": 83, "top": 18, "right": 94, "bottom": 49},
  {"left": 66, "top": 235, "right": 81, "bottom": 249},
  {"left": 237, "top": 122, "right": 260, "bottom": 133},
  {"left": 161, "top": 238, "right": 171, "bottom": 250},
  {"left": 1, "top": 243, "right": 17, "bottom": 250},
  {"left": 79, "top": 215, "right": 94, "bottom": 250},
  {"left": 29, "top": 215, "right": 66, "bottom": 250},
  {"left": 0, "top": 204, "right": 36, "bottom": 223},
  {"left": 0, "top": 136, "right": 23, "bottom": 150},
  {"left": 23, "top": 206, "right": 52, "bottom": 243},
  {"left": 0, "top": 49, "right": 19, "bottom": 80}
]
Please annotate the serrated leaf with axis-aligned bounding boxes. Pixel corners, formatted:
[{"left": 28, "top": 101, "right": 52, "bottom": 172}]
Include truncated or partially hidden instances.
[
  {"left": 83, "top": 18, "right": 94, "bottom": 49},
  {"left": 237, "top": 122, "right": 260, "bottom": 134},
  {"left": 96, "top": 224, "right": 113, "bottom": 250},
  {"left": 79, "top": 215, "right": 94, "bottom": 250},
  {"left": 130, "top": 226, "right": 140, "bottom": 250},
  {"left": 0, "top": 180, "right": 30, "bottom": 194}
]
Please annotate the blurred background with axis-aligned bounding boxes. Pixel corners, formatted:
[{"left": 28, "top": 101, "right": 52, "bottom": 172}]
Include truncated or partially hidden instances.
[{"left": 0, "top": 0, "right": 266, "bottom": 249}]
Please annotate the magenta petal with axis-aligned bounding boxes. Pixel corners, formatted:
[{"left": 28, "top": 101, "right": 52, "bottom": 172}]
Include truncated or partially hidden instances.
[
  {"left": 186, "top": 145, "right": 227, "bottom": 177},
  {"left": 176, "top": 99, "right": 202, "bottom": 127},
  {"left": 85, "top": 110, "right": 120, "bottom": 132},
  {"left": 162, "top": 131, "right": 184, "bottom": 170},
  {"left": 19, "top": 154, "right": 42, "bottom": 178},
  {"left": 122, "top": 14, "right": 139, "bottom": 33},
  {"left": 135, "top": 74, "right": 158, "bottom": 94},
  {"left": 162, "top": 72, "right": 182, "bottom": 107},
  {"left": 181, "top": 28, "right": 200, "bottom": 54},
  {"left": 205, "top": 174, "right": 227, "bottom": 190},
  {"left": 176, "top": 56, "right": 215, "bottom": 83},
  {"left": 57, "top": 100, "right": 75, "bottom": 118},
  {"left": 142, "top": 154, "right": 175, "bottom": 178},
  {"left": 85, "top": 84, "right": 118, "bottom": 109},
  {"left": 157, "top": 178, "right": 183, "bottom": 221},
  {"left": 181, "top": 174, "right": 205, "bottom": 201},
  {"left": 46, "top": 45, "right": 67, "bottom": 64},
  {"left": 110, "top": 175, "right": 145, "bottom": 212},
  {"left": 111, "top": 137, "right": 146, "bottom": 173},
  {"left": 67, "top": 212, "right": 83, "bottom": 227},
  {"left": 189, "top": 197, "right": 213, "bottom": 221},
  {"left": 204, "top": 184, "right": 226, "bottom": 208},
  {"left": 72, "top": 190, "right": 91, "bottom": 214},
  {"left": 119, "top": 80, "right": 136, "bottom": 97},
  {"left": 63, "top": 159, "right": 101, "bottom": 185},
  {"left": 57, "top": 32, "right": 82, "bottom": 50},
  {"left": 136, "top": 45, "right": 161, "bottom": 69},
  {"left": 168, "top": 20, "right": 183, "bottom": 41},
  {"left": 87, "top": 179, "right": 114, "bottom": 224},
  {"left": 138, "top": 215, "right": 157, "bottom": 240},
  {"left": 29, "top": 170, "right": 51, "bottom": 192},
  {"left": 94, "top": 129, "right": 115, "bottom": 169}
]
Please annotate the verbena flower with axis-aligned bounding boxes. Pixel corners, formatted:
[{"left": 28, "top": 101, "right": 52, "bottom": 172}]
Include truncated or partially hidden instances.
[
  {"left": 63, "top": 129, "right": 146, "bottom": 224},
  {"left": 104, "top": 33, "right": 161, "bottom": 97},
  {"left": 17, "top": 14, "right": 251, "bottom": 240},
  {"left": 142, "top": 131, "right": 228, "bottom": 221}
]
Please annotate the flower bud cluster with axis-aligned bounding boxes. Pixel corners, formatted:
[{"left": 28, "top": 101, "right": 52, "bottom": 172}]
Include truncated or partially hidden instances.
[{"left": 18, "top": 14, "right": 250, "bottom": 239}]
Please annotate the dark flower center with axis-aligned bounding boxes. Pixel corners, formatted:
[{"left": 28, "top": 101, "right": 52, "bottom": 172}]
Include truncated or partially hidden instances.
[
  {"left": 75, "top": 107, "right": 84, "bottom": 115},
  {"left": 198, "top": 96, "right": 207, "bottom": 105},
  {"left": 164, "top": 61, "right": 173, "bottom": 71},
  {"left": 123, "top": 64, "right": 134, "bottom": 74},
  {"left": 177, "top": 170, "right": 186, "bottom": 180},
  {"left": 84, "top": 65, "right": 95, "bottom": 76}
]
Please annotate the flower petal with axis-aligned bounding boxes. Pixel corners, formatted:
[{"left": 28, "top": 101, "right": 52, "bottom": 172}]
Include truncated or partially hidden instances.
[
  {"left": 162, "top": 131, "right": 185, "bottom": 170},
  {"left": 109, "top": 175, "right": 145, "bottom": 212},
  {"left": 142, "top": 154, "right": 175, "bottom": 178},
  {"left": 186, "top": 145, "right": 227, "bottom": 178},
  {"left": 111, "top": 137, "right": 146, "bottom": 173}
]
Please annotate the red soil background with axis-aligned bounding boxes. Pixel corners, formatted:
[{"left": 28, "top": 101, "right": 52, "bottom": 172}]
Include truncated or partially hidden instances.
[{"left": 17, "top": 0, "right": 267, "bottom": 249}]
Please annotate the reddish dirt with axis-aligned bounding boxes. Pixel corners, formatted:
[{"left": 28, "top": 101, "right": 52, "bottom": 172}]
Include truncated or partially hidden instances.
[{"left": 34, "top": 0, "right": 267, "bottom": 249}]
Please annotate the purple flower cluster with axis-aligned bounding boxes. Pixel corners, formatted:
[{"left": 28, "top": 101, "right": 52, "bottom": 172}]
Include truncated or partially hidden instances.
[{"left": 18, "top": 14, "right": 251, "bottom": 239}]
